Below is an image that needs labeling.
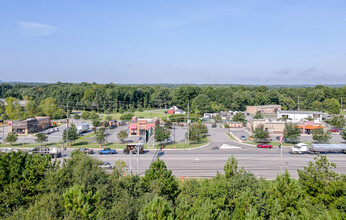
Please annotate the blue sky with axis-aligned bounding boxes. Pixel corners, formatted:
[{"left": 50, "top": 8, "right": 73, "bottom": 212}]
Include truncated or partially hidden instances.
[{"left": 1, "top": 0, "right": 346, "bottom": 84}]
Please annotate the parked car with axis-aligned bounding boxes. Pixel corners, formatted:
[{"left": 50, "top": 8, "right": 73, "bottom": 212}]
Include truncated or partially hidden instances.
[
  {"left": 330, "top": 128, "right": 340, "bottom": 132},
  {"left": 98, "top": 162, "right": 113, "bottom": 169},
  {"left": 276, "top": 136, "right": 281, "bottom": 141},
  {"left": 248, "top": 136, "right": 254, "bottom": 141},
  {"left": 257, "top": 143, "right": 273, "bottom": 148},
  {"left": 212, "top": 123, "right": 217, "bottom": 128},
  {"left": 109, "top": 124, "right": 116, "bottom": 129},
  {"left": 240, "top": 135, "right": 246, "bottom": 141},
  {"left": 78, "top": 148, "right": 94, "bottom": 154},
  {"left": 98, "top": 148, "right": 116, "bottom": 155}
]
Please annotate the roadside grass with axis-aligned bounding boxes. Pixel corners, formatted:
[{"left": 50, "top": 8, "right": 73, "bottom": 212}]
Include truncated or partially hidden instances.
[
  {"left": 100, "top": 109, "right": 169, "bottom": 121},
  {"left": 243, "top": 141, "right": 296, "bottom": 147},
  {"left": 226, "top": 132, "right": 236, "bottom": 141},
  {"left": 148, "top": 138, "right": 210, "bottom": 149}
]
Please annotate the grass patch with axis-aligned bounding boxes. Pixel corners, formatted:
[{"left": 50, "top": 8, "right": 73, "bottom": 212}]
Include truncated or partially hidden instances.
[
  {"left": 101, "top": 109, "right": 169, "bottom": 121},
  {"left": 243, "top": 141, "right": 296, "bottom": 147},
  {"left": 145, "top": 138, "right": 209, "bottom": 149},
  {"left": 226, "top": 132, "right": 236, "bottom": 140}
]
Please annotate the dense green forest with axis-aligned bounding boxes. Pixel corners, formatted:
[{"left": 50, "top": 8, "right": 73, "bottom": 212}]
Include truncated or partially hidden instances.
[
  {"left": 0, "top": 83, "right": 345, "bottom": 119},
  {"left": 0, "top": 152, "right": 344, "bottom": 219}
]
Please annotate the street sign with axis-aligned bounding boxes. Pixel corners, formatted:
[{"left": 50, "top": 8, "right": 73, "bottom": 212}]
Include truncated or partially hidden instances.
[{"left": 279, "top": 135, "right": 283, "bottom": 144}]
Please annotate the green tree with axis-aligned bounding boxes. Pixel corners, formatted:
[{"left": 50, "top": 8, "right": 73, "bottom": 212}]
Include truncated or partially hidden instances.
[
  {"left": 63, "top": 184, "right": 100, "bottom": 219},
  {"left": 111, "top": 160, "right": 128, "bottom": 178},
  {"left": 89, "top": 111, "right": 99, "bottom": 120},
  {"left": 140, "top": 196, "right": 174, "bottom": 220},
  {"left": 312, "top": 128, "right": 331, "bottom": 143},
  {"left": 191, "top": 94, "right": 212, "bottom": 115},
  {"left": 155, "top": 126, "right": 171, "bottom": 143},
  {"left": 323, "top": 98, "right": 340, "bottom": 114},
  {"left": 5, "top": 97, "right": 16, "bottom": 119},
  {"left": 63, "top": 124, "right": 79, "bottom": 143},
  {"left": 5, "top": 132, "right": 17, "bottom": 146},
  {"left": 35, "top": 133, "right": 48, "bottom": 146},
  {"left": 325, "top": 115, "right": 345, "bottom": 129},
  {"left": 105, "top": 115, "right": 112, "bottom": 121},
  {"left": 186, "top": 122, "right": 208, "bottom": 143},
  {"left": 95, "top": 128, "right": 106, "bottom": 144},
  {"left": 232, "top": 112, "right": 246, "bottom": 123},
  {"left": 283, "top": 123, "right": 301, "bottom": 143},
  {"left": 74, "top": 114, "right": 81, "bottom": 120},
  {"left": 223, "top": 155, "right": 239, "bottom": 179},
  {"left": 140, "top": 159, "right": 179, "bottom": 201},
  {"left": 253, "top": 111, "right": 263, "bottom": 119},
  {"left": 120, "top": 112, "right": 134, "bottom": 121},
  {"left": 253, "top": 124, "right": 269, "bottom": 142},
  {"left": 164, "top": 120, "right": 173, "bottom": 129},
  {"left": 39, "top": 97, "right": 58, "bottom": 118},
  {"left": 298, "top": 155, "right": 345, "bottom": 206},
  {"left": 342, "top": 130, "right": 346, "bottom": 141},
  {"left": 117, "top": 130, "right": 128, "bottom": 143},
  {"left": 0, "top": 152, "right": 54, "bottom": 216},
  {"left": 25, "top": 99, "right": 37, "bottom": 118},
  {"left": 81, "top": 112, "right": 90, "bottom": 120},
  {"left": 213, "top": 115, "right": 222, "bottom": 122},
  {"left": 92, "top": 120, "right": 101, "bottom": 133}
]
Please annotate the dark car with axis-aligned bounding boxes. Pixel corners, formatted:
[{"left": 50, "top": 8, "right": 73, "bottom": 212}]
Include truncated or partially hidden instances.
[
  {"left": 109, "top": 124, "right": 116, "bottom": 129},
  {"left": 78, "top": 148, "right": 94, "bottom": 154},
  {"left": 98, "top": 148, "right": 116, "bottom": 155},
  {"left": 276, "top": 136, "right": 281, "bottom": 141},
  {"left": 123, "top": 143, "right": 144, "bottom": 154},
  {"left": 257, "top": 143, "right": 273, "bottom": 148},
  {"left": 212, "top": 123, "right": 217, "bottom": 128}
]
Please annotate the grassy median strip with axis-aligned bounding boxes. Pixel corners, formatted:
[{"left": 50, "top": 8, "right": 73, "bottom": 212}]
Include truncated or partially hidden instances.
[
  {"left": 243, "top": 141, "right": 296, "bottom": 147},
  {"left": 225, "top": 132, "right": 236, "bottom": 141}
]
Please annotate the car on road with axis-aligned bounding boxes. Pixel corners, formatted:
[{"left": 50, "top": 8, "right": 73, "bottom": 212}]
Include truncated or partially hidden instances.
[
  {"left": 212, "top": 123, "right": 217, "bottom": 128},
  {"left": 78, "top": 148, "right": 94, "bottom": 154},
  {"left": 257, "top": 143, "right": 273, "bottom": 148},
  {"left": 98, "top": 148, "right": 116, "bottom": 155},
  {"left": 240, "top": 135, "right": 246, "bottom": 141},
  {"left": 276, "top": 136, "right": 281, "bottom": 141},
  {"left": 212, "top": 146, "right": 219, "bottom": 150},
  {"left": 98, "top": 162, "right": 113, "bottom": 169},
  {"left": 330, "top": 128, "right": 340, "bottom": 132},
  {"left": 248, "top": 135, "right": 254, "bottom": 141}
]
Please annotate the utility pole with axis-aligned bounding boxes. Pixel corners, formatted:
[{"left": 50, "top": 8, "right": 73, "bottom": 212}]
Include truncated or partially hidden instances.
[
  {"left": 297, "top": 95, "right": 300, "bottom": 110},
  {"left": 137, "top": 143, "right": 140, "bottom": 175},
  {"left": 66, "top": 103, "right": 69, "bottom": 148},
  {"left": 341, "top": 97, "right": 343, "bottom": 113},
  {"left": 188, "top": 100, "right": 190, "bottom": 146},
  {"left": 129, "top": 149, "right": 132, "bottom": 174}
]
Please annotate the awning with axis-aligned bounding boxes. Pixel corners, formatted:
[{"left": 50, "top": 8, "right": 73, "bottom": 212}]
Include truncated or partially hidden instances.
[
  {"left": 147, "top": 124, "right": 155, "bottom": 129},
  {"left": 130, "top": 125, "right": 137, "bottom": 130},
  {"left": 305, "top": 125, "right": 323, "bottom": 129}
]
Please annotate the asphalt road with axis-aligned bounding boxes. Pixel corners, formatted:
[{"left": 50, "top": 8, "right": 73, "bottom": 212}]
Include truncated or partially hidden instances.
[{"left": 57, "top": 147, "right": 346, "bottom": 179}]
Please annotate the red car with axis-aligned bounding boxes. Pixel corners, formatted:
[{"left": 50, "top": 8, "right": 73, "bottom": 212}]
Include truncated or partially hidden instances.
[
  {"left": 330, "top": 128, "right": 340, "bottom": 132},
  {"left": 257, "top": 143, "right": 273, "bottom": 148}
]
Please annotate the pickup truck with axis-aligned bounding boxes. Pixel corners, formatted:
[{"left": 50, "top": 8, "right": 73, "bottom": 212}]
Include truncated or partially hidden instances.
[{"left": 98, "top": 148, "right": 116, "bottom": 155}]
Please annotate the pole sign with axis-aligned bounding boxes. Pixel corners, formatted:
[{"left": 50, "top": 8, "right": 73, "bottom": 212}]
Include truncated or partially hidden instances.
[{"left": 279, "top": 135, "right": 283, "bottom": 144}]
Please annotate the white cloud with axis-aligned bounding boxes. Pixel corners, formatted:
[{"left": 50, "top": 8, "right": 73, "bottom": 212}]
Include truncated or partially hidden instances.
[{"left": 19, "top": 21, "right": 56, "bottom": 36}]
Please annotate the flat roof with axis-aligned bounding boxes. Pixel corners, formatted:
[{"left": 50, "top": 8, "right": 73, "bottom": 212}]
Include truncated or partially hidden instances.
[{"left": 278, "top": 110, "right": 322, "bottom": 115}]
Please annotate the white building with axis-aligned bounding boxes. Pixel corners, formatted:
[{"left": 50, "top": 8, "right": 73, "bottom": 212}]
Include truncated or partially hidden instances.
[{"left": 277, "top": 110, "right": 323, "bottom": 122}]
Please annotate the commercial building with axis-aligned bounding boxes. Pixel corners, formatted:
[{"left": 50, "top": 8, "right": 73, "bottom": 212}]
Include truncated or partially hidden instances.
[
  {"left": 246, "top": 105, "right": 281, "bottom": 115},
  {"left": 129, "top": 116, "right": 160, "bottom": 136},
  {"left": 247, "top": 119, "right": 325, "bottom": 135},
  {"left": 9, "top": 116, "right": 51, "bottom": 135},
  {"left": 277, "top": 110, "right": 322, "bottom": 122}
]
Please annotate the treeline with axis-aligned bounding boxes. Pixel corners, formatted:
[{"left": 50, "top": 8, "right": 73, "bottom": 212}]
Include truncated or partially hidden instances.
[
  {"left": 0, "top": 83, "right": 345, "bottom": 120},
  {"left": 0, "top": 152, "right": 344, "bottom": 219}
]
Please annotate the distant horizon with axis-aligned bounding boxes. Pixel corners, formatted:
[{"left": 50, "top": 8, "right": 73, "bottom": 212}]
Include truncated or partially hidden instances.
[{"left": 0, "top": 79, "right": 345, "bottom": 87}]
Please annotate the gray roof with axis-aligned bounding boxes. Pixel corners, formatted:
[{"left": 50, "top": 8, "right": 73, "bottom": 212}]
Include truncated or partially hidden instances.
[{"left": 278, "top": 110, "right": 322, "bottom": 115}]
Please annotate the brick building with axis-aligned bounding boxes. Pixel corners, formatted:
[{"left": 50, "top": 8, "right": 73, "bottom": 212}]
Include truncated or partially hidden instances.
[
  {"left": 129, "top": 116, "right": 160, "bottom": 136},
  {"left": 246, "top": 105, "right": 281, "bottom": 115}
]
